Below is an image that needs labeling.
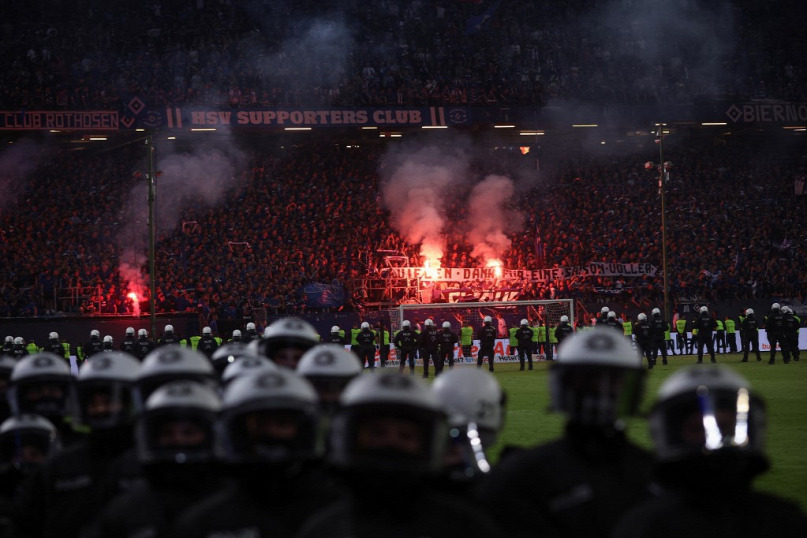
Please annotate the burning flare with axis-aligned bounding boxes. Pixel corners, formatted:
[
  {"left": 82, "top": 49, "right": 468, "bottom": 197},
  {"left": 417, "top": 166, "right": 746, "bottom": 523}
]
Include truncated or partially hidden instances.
[
  {"left": 422, "top": 258, "right": 441, "bottom": 280},
  {"left": 486, "top": 259, "right": 503, "bottom": 278},
  {"left": 128, "top": 292, "right": 141, "bottom": 317}
]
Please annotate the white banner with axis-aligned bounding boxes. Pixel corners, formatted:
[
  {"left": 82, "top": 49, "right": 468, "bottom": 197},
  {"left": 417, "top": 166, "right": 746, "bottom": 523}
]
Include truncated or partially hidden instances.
[{"left": 385, "top": 263, "right": 657, "bottom": 282}]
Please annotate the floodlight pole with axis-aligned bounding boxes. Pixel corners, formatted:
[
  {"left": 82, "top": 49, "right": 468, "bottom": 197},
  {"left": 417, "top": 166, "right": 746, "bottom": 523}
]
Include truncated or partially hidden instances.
[
  {"left": 146, "top": 134, "right": 157, "bottom": 340},
  {"left": 656, "top": 125, "right": 671, "bottom": 322}
]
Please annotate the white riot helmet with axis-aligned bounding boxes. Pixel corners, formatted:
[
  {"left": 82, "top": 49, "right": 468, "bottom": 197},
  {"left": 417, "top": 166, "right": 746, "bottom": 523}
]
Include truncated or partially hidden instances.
[
  {"left": 649, "top": 366, "right": 767, "bottom": 476},
  {"left": 8, "top": 353, "right": 76, "bottom": 423},
  {"left": 550, "top": 328, "right": 645, "bottom": 428},
  {"left": 221, "top": 355, "right": 277, "bottom": 388},
  {"left": 782, "top": 306, "right": 792, "bottom": 315},
  {"left": 745, "top": 308, "right": 754, "bottom": 316},
  {"left": 137, "top": 345, "right": 216, "bottom": 405},
  {"left": 638, "top": 313, "right": 647, "bottom": 321},
  {"left": 432, "top": 368, "right": 505, "bottom": 476},
  {"left": 0, "top": 414, "right": 61, "bottom": 474},
  {"left": 49, "top": 332, "right": 59, "bottom": 340},
  {"left": 136, "top": 381, "right": 221, "bottom": 466},
  {"left": 483, "top": 316, "right": 492, "bottom": 324},
  {"left": 103, "top": 335, "right": 113, "bottom": 343},
  {"left": 164, "top": 325, "right": 174, "bottom": 333},
  {"left": 246, "top": 323, "right": 256, "bottom": 332},
  {"left": 652, "top": 308, "right": 661, "bottom": 316},
  {"left": 255, "top": 318, "right": 320, "bottom": 369},
  {"left": 77, "top": 352, "right": 141, "bottom": 430},
  {"left": 90, "top": 330, "right": 100, "bottom": 338},
  {"left": 521, "top": 319, "right": 529, "bottom": 326},
  {"left": 331, "top": 326, "right": 340, "bottom": 333},
  {"left": 126, "top": 327, "right": 135, "bottom": 336},
  {"left": 442, "top": 322, "right": 451, "bottom": 329},
  {"left": 328, "top": 373, "right": 447, "bottom": 475},
  {"left": 601, "top": 307, "right": 609, "bottom": 314},
  {"left": 361, "top": 322, "right": 370, "bottom": 330},
  {"left": 13, "top": 337, "right": 23, "bottom": 346},
  {"left": 138, "top": 329, "right": 148, "bottom": 337},
  {"left": 4, "top": 336, "right": 12, "bottom": 345},
  {"left": 700, "top": 306, "right": 708, "bottom": 313},
  {"left": 402, "top": 320, "right": 411, "bottom": 328},
  {"left": 297, "top": 345, "right": 362, "bottom": 413},
  {"left": 212, "top": 342, "right": 266, "bottom": 380},
  {"left": 608, "top": 311, "right": 617, "bottom": 319},
  {"left": 231, "top": 330, "right": 242, "bottom": 340},
  {"left": 771, "top": 303, "right": 780, "bottom": 311},
  {"left": 424, "top": 319, "right": 434, "bottom": 327},
  {"left": 217, "top": 369, "right": 320, "bottom": 465},
  {"left": 202, "top": 327, "right": 212, "bottom": 335},
  {"left": 560, "top": 315, "right": 569, "bottom": 323}
]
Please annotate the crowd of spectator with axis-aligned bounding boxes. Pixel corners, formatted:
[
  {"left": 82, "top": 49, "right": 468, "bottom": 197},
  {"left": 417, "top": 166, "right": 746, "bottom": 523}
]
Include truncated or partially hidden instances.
[
  {"left": 1, "top": 0, "right": 805, "bottom": 111},
  {"left": 0, "top": 130, "right": 804, "bottom": 321}
]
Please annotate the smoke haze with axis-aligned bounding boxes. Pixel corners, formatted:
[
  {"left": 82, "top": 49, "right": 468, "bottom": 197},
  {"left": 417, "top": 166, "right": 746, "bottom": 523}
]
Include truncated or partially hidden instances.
[
  {"left": 466, "top": 175, "right": 522, "bottom": 263},
  {"left": 0, "top": 139, "right": 47, "bottom": 211},
  {"left": 118, "top": 138, "right": 247, "bottom": 294},
  {"left": 380, "top": 141, "right": 523, "bottom": 266}
]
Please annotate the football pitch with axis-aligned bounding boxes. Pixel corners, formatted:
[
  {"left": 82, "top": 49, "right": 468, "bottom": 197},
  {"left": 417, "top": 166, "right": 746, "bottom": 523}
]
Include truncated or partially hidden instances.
[{"left": 424, "top": 352, "right": 807, "bottom": 510}]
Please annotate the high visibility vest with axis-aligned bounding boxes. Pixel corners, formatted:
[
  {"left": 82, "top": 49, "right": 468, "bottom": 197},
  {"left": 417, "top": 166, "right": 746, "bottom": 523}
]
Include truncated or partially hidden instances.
[
  {"left": 350, "top": 329, "right": 360, "bottom": 346},
  {"left": 460, "top": 326, "right": 473, "bottom": 345},
  {"left": 26, "top": 342, "right": 39, "bottom": 354},
  {"left": 549, "top": 327, "right": 558, "bottom": 344},
  {"left": 215, "top": 337, "right": 223, "bottom": 345},
  {"left": 61, "top": 342, "right": 71, "bottom": 359},
  {"left": 535, "top": 326, "right": 547, "bottom": 342},
  {"left": 380, "top": 330, "right": 390, "bottom": 346},
  {"left": 664, "top": 329, "right": 672, "bottom": 341},
  {"left": 509, "top": 327, "right": 518, "bottom": 346},
  {"left": 725, "top": 319, "right": 736, "bottom": 334},
  {"left": 623, "top": 321, "right": 632, "bottom": 337},
  {"left": 676, "top": 319, "right": 687, "bottom": 333},
  {"left": 715, "top": 320, "right": 724, "bottom": 331},
  {"left": 190, "top": 335, "right": 202, "bottom": 350}
]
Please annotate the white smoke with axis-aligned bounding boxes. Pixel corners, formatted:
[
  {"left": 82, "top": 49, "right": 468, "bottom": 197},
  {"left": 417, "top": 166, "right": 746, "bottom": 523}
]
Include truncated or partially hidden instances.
[
  {"left": 0, "top": 139, "right": 47, "bottom": 211},
  {"left": 466, "top": 175, "right": 523, "bottom": 263},
  {"left": 118, "top": 138, "right": 247, "bottom": 295},
  {"left": 380, "top": 144, "right": 471, "bottom": 263}
]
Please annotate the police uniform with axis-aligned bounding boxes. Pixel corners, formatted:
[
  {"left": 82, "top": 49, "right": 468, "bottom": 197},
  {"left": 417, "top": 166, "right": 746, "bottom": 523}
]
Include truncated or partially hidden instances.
[
  {"left": 555, "top": 321, "right": 574, "bottom": 348},
  {"left": 196, "top": 334, "right": 219, "bottom": 358},
  {"left": 134, "top": 336, "right": 155, "bottom": 361},
  {"left": 764, "top": 307, "right": 786, "bottom": 364},
  {"left": 419, "top": 324, "right": 440, "bottom": 378},
  {"left": 477, "top": 323, "right": 497, "bottom": 371},
  {"left": 634, "top": 318, "right": 654, "bottom": 368},
  {"left": 694, "top": 313, "right": 717, "bottom": 363},
  {"left": 120, "top": 335, "right": 137, "bottom": 356},
  {"left": 515, "top": 324, "right": 535, "bottom": 370},
  {"left": 650, "top": 313, "right": 669, "bottom": 364},
  {"left": 393, "top": 326, "right": 419, "bottom": 375},
  {"left": 481, "top": 424, "right": 655, "bottom": 538},
  {"left": 355, "top": 327, "right": 377, "bottom": 371},
  {"left": 438, "top": 327, "right": 459, "bottom": 373}
]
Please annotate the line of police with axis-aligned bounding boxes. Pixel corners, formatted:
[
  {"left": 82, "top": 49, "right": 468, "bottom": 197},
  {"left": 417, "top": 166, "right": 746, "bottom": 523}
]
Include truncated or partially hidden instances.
[
  {"left": 587, "top": 303, "right": 801, "bottom": 369},
  {"left": 0, "top": 316, "right": 804, "bottom": 537},
  {"left": 323, "top": 314, "right": 577, "bottom": 377}
]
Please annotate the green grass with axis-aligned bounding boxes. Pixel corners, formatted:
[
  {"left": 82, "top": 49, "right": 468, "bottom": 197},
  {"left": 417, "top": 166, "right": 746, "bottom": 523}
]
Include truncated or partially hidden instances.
[{"left": 419, "top": 353, "right": 807, "bottom": 509}]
